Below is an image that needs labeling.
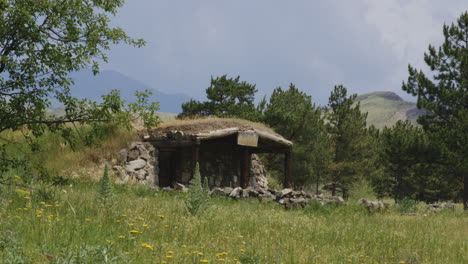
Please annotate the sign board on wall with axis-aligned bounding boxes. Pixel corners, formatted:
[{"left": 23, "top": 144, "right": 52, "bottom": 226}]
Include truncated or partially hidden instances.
[{"left": 237, "top": 131, "right": 258, "bottom": 147}]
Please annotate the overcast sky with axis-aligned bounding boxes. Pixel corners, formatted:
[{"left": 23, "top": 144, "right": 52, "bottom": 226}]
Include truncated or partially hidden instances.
[{"left": 102, "top": 0, "right": 466, "bottom": 105}]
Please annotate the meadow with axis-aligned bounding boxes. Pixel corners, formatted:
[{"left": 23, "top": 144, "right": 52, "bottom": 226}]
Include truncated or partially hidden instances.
[
  {"left": 0, "top": 124, "right": 466, "bottom": 264},
  {"left": 0, "top": 181, "right": 467, "bottom": 264}
]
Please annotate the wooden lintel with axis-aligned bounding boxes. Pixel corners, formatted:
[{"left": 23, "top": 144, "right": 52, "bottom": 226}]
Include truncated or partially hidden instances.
[{"left": 150, "top": 140, "right": 194, "bottom": 147}]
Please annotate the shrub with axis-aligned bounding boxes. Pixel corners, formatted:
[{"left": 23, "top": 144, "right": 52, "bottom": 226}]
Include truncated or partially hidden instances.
[
  {"left": 397, "top": 198, "right": 418, "bottom": 213},
  {"left": 97, "top": 165, "right": 114, "bottom": 205},
  {"left": 185, "top": 162, "right": 210, "bottom": 215}
]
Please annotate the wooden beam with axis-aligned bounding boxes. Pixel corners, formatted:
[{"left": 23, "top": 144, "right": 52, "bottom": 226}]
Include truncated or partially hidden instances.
[
  {"left": 150, "top": 140, "right": 194, "bottom": 147},
  {"left": 195, "top": 127, "right": 239, "bottom": 140},
  {"left": 255, "top": 129, "right": 293, "bottom": 147},
  {"left": 240, "top": 148, "right": 250, "bottom": 188},
  {"left": 283, "top": 151, "right": 293, "bottom": 188}
]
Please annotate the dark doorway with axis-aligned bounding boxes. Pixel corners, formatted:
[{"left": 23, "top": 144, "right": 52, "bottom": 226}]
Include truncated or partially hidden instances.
[{"left": 159, "top": 151, "right": 176, "bottom": 187}]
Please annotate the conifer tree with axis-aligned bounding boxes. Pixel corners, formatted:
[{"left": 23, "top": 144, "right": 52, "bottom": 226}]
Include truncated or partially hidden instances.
[
  {"left": 402, "top": 11, "right": 468, "bottom": 210},
  {"left": 97, "top": 165, "right": 114, "bottom": 205},
  {"left": 179, "top": 75, "right": 259, "bottom": 120},
  {"left": 260, "top": 84, "right": 330, "bottom": 187},
  {"left": 326, "top": 85, "right": 368, "bottom": 197},
  {"left": 185, "top": 163, "right": 210, "bottom": 216}
]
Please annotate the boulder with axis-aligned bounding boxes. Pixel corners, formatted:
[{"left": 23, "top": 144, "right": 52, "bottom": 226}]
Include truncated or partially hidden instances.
[
  {"left": 128, "top": 149, "right": 139, "bottom": 161},
  {"left": 175, "top": 183, "right": 189, "bottom": 192},
  {"left": 126, "top": 159, "right": 146, "bottom": 171},
  {"left": 211, "top": 187, "right": 228, "bottom": 197},
  {"left": 229, "top": 187, "right": 243, "bottom": 199},
  {"left": 134, "top": 170, "right": 147, "bottom": 180},
  {"left": 118, "top": 149, "right": 128, "bottom": 164},
  {"left": 358, "top": 198, "right": 388, "bottom": 211},
  {"left": 280, "top": 188, "right": 293, "bottom": 198}
]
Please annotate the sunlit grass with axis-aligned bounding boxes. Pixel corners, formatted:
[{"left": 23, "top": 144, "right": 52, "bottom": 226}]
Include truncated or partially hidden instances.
[{"left": 1, "top": 183, "right": 466, "bottom": 264}]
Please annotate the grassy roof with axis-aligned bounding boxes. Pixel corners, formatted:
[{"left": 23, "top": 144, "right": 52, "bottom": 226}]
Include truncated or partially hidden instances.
[{"left": 147, "top": 117, "right": 281, "bottom": 138}]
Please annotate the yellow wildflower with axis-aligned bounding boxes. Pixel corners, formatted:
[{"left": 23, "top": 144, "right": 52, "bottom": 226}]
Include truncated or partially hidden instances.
[
  {"left": 200, "top": 260, "right": 209, "bottom": 263},
  {"left": 129, "top": 230, "right": 141, "bottom": 234},
  {"left": 167, "top": 250, "right": 174, "bottom": 254},
  {"left": 119, "top": 236, "right": 125, "bottom": 239},
  {"left": 141, "top": 243, "right": 154, "bottom": 250}
]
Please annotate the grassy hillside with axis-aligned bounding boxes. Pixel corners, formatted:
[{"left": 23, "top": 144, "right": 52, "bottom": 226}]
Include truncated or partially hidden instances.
[{"left": 356, "top": 91, "right": 424, "bottom": 129}]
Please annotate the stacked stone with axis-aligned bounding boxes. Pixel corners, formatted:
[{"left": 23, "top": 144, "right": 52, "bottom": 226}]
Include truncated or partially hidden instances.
[
  {"left": 250, "top": 154, "right": 269, "bottom": 190},
  {"left": 357, "top": 198, "right": 389, "bottom": 212},
  {"left": 113, "top": 142, "right": 158, "bottom": 185},
  {"left": 425, "top": 203, "right": 455, "bottom": 211},
  {"left": 210, "top": 186, "right": 345, "bottom": 208}
]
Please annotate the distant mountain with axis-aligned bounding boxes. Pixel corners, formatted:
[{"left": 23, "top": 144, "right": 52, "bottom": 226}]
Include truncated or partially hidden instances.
[
  {"left": 68, "top": 70, "right": 190, "bottom": 113},
  {"left": 356, "top": 91, "right": 425, "bottom": 128}
]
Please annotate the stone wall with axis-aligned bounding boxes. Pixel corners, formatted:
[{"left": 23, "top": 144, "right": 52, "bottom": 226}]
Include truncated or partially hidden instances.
[
  {"left": 114, "top": 141, "right": 269, "bottom": 190},
  {"left": 113, "top": 142, "right": 158, "bottom": 185}
]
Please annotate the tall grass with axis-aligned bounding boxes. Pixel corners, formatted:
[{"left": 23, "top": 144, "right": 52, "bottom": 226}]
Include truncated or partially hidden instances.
[
  {"left": 0, "top": 123, "right": 138, "bottom": 181},
  {"left": 0, "top": 182, "right": 466, "bottom": 264}
]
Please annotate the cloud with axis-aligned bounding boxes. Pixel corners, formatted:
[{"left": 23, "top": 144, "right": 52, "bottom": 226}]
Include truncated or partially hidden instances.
[{"left": 102, "top": 0, "right": 466, "bottom": 105}]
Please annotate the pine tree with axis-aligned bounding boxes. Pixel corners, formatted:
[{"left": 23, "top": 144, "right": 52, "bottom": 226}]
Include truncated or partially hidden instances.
[
  {"left": 97, "top": 165, "right": 114, "bottom": 205},
  {"left": 261, "top": 83, "right": 331, "bottom": 187},
  {"left": 402, "top": 11, "right": 468, "bottom": 210},
  {"left": 185, "top": 163, "right": 210, "bottom": 216},
  {"left": 179, "top": 75, "right": 259, "bottom": 120},
  {"left": 326, "top": 85, "right": 368, "bottom": 197},
  {"left": 380, "top": 121, "right": 421, "bottom": 203}
]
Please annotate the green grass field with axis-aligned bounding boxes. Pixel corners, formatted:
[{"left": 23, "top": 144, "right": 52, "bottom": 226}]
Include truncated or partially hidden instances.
[
  {"left": 0, "top": 181, "right": 466, "bottom": 264},
  {"left": 0, "top": 120, "right": 466, "bottom": 264}
]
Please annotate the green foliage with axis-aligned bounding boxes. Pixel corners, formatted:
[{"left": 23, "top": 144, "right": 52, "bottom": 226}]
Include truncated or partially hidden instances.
[
  {"left": 97, "top": 165, "right": 114, "bottom": 205},
  {"left": 0, "top": 0, "right": 159, "bottom": 182},
  {"left": 397, "top": 198, "right": 418, "bottom": 213},
  {"left": 326, "top": 85, "right": 369, "bottom": 197},
  {"left": 179, "top": 75, "right": 259, "bottom": 119},
  {"left": 379, "top": 121, "right": 421, "bottom": 202},
  {"left": 52, "top": 244, "right": 127, "bottom": 264},
  {"left": 402, "top": 11, "right": 468, "bottom": 209},
  {"left": 0, "top": 233, "right": 27, "bottom": 263},
  {"left": 185, "top": 162, "right": 210, "bottom": 215},
  {"left": 260, "top": 84, "right": 331, "bottom": 188}
]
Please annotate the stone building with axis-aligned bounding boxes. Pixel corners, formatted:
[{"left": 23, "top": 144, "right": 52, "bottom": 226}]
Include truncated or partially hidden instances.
[{"left": 115, "top": 118, "right": 293, "bottom": 189}]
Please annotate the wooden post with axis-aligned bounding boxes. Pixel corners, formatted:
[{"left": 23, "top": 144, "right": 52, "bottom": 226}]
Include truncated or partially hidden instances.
[
  {"left": 284, "top": 151, "right": 293, "bottom": 188},
  {"left": 191, "top": 141, "right": 200, "bottom": 179},
  {"left": 241, "top": 148, "right": 249, "bottom": 188}
]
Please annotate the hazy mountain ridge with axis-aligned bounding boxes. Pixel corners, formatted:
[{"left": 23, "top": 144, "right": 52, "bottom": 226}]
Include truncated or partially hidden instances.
[
  {"left": 68, "top": 70, "right": 190, "bottom": 113},
  {"left": 356, "top": 91, "right": 425, "bottom": 128},
  {"left": 64, "top": 70, "right": 423, "bottom": 128}
]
